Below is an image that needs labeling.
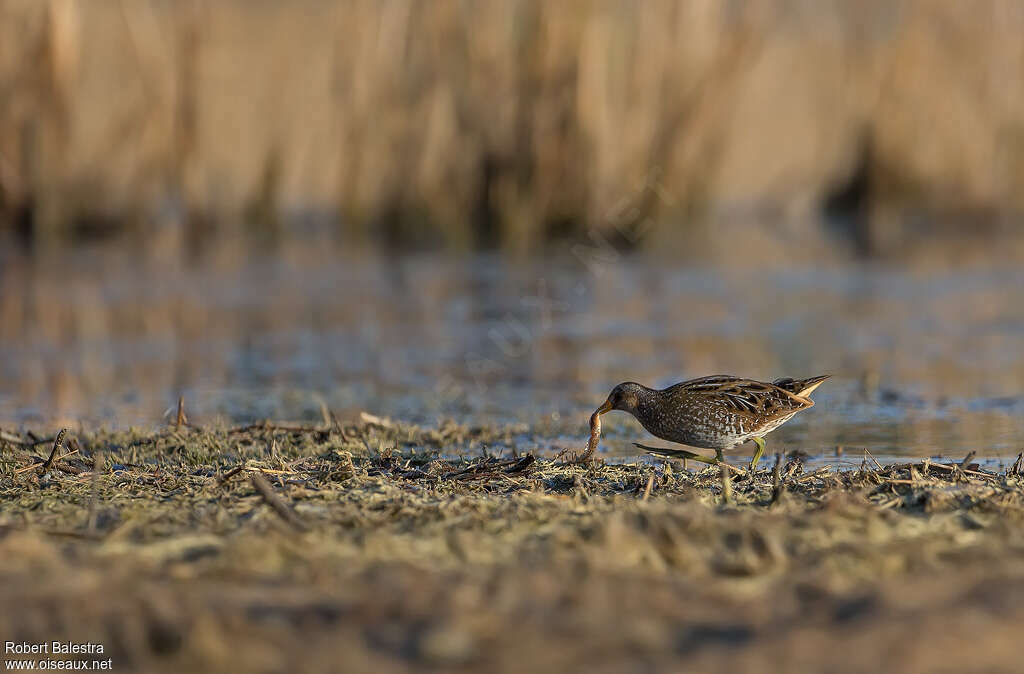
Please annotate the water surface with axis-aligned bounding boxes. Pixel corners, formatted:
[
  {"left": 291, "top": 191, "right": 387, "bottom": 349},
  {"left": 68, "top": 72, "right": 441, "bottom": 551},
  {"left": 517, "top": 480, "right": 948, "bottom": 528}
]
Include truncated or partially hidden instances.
[{"left": 1, "top": 241, "right": 1021, "bottom": 467}]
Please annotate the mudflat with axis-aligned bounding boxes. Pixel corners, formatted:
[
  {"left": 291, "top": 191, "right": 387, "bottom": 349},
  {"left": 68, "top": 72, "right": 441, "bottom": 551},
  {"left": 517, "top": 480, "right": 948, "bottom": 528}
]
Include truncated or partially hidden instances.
[{"left": 2, "top": 420, "right": 1023, "bottom": 673}]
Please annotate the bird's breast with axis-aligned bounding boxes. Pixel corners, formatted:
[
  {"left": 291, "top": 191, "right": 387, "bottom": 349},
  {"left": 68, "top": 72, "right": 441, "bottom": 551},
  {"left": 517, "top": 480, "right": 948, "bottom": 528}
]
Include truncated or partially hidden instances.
[{"left": 633, "top": 397, "right": 752, "bottom": 449}]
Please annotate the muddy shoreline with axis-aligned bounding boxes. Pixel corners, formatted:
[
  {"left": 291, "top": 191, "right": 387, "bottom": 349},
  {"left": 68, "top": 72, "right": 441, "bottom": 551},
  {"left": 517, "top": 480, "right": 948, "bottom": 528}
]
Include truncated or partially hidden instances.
[{"left": 2, "top": 420, "right": 1023, "bottom": 672}]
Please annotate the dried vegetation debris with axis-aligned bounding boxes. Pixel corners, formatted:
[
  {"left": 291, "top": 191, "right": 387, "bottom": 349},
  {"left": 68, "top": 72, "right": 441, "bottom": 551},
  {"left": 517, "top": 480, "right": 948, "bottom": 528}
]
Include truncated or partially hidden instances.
[{"left": 1, "top": 418, "right": 1024, "bottom": 672}]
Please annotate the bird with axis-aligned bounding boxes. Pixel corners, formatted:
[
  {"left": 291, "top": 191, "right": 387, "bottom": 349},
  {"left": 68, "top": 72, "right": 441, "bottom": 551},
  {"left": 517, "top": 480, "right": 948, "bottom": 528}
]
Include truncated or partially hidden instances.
[{"left": 590, "top": 375, "right": 829, "bottom": 471}]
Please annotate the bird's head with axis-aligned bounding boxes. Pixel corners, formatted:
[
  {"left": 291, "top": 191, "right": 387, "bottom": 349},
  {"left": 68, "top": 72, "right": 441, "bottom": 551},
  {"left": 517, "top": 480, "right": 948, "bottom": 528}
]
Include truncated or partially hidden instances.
[{"left": 595, "top": 382, "right": 645, "bottom": 417}]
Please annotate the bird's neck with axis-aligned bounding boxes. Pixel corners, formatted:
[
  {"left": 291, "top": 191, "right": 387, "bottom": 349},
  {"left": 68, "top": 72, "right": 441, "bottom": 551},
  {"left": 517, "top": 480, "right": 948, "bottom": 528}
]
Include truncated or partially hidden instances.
[{"left": 633, "top": 384, "right": 660, "bottom": 413}]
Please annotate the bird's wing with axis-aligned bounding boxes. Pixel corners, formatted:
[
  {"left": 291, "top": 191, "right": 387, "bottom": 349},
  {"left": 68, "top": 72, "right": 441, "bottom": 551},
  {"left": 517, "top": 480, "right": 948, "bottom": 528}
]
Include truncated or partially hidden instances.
[{"left": 675, "top": 376, "right": 813, "bottom": 420}]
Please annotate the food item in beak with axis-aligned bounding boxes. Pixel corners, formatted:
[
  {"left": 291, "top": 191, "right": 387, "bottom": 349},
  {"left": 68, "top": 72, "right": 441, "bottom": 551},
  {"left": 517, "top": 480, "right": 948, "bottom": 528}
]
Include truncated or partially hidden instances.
[
  {"left": 565, "top": 399, "right": 611, "bottom": 464},
  {"left": 581, "top": 401, "right": 610, "bottom": 461},
  {"left": 586, "top": 409, "right": 602, "bottom": 457}
]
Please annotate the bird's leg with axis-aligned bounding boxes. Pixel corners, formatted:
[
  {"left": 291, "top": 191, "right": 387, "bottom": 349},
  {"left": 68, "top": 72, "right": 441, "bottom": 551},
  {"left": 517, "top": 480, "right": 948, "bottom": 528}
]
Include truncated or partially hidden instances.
[
  {"left": 749, "top": 437, "right": 766, "bottom": 471},
  {"left": 633, "top": 443, "right": 719, "bottom": 465},
  {"left": 636, "top": 444, "right": 747, "bottom": 476}
]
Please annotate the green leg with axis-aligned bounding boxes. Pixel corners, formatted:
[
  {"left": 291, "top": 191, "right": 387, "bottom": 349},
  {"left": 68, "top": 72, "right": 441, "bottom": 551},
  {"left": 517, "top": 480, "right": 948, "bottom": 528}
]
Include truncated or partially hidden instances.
[
  {"left": 634, "top": 443, "right": 719, "bottom": 466},
  {"left": 636, "top": 444, "right": 748, "bottom": 477},
  {"left": 749, "top": 437, "right": 766, "bottom": 471}
]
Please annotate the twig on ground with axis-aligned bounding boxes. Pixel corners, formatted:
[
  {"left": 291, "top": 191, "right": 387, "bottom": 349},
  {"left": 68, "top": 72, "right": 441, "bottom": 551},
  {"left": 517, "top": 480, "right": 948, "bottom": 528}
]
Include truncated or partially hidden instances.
[
  {"left": 87, "top": 449, "right": 104, "bottom": 534},
  {"left": 250, "top": 472, "right": 309, "bottom": 532},
  {"left": 771, "top": 453, "right": 784, "bottom": 505},
  {"left": 359, "top": 412, "right": 393, "bottom": 428},
  {"left": 53, "top": 458, "right": 86, "bottom": 475},
  {"left": 555, "top": 446, "right": 595, "bottom": 465},
  {"left": 794, "top": 467, "right": 832, "bottom": 483},
  {"left": 719, "top": 462, "right": 733, "bottom": 505},
  {"left": 227, "top": 421, "right": 326, "bottom": 436},
  {"left": 441, "top": 455, "right": 535, "bottom": 480},
  {"left": 315, "top": 396, "right": 333, "bottom": 431},
  {"left": 217, "top": 465, "right": 244, "bottom": 485},
  {"left": 175, "top": 396, "right": 188, "bottom": 429},
  {"left": 40, "top": 429, "right": 67, "bottom": 474},
  {"left": 641, "top": 473, "right": 655, "bottom": 501},
  {"left": 863, "top": 447, "right": 884, "bottom": 471},
  {"left": 504, "top": 454, "right": 535, "bottom": 474},
  {"left": 0, "top": 431, "right": 60, "bottom": 448},
  {"left": 1, "top": 430, "right": 31, "bottom": 446},
  {"left": 920, "top": 461, "right": 994, "bottom": 480}
]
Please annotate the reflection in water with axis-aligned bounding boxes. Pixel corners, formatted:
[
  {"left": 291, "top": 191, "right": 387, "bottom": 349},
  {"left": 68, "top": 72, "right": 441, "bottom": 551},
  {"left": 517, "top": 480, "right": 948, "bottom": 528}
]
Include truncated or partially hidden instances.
[{"left": 1, "top": 240, "right": 1022, "bottom": 463}]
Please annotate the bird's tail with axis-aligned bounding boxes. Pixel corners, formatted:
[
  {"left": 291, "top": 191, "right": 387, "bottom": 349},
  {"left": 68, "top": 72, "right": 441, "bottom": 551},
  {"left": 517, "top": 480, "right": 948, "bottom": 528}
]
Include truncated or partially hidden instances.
[{"left": 772, "top": 374, "right": 830, "bottom": 398}]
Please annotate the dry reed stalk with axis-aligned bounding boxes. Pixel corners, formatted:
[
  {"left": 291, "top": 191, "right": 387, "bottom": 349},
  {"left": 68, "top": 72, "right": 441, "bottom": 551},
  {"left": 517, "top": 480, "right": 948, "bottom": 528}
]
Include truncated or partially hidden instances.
[{"left": 2, "top": 1, "right": 1023, "bottom": 254}]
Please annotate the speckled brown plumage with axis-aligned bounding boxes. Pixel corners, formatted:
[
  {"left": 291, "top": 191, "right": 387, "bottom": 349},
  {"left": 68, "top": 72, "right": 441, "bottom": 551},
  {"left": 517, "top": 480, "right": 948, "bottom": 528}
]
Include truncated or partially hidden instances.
[{"left": 590, "top": 374, "right": 829, "bottom": 469}]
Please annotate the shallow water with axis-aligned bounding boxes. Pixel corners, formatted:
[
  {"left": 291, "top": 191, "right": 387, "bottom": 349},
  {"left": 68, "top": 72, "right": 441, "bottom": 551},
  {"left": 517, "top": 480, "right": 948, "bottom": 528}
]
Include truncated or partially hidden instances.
[{"left": 1, "top": 240, "right": 1022, "bottom": 465}]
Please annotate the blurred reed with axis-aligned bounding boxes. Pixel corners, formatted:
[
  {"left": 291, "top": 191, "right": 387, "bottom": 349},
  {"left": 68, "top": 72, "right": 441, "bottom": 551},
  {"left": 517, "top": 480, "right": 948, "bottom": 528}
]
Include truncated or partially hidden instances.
[{"left": 1, "top": 0, "right": 1024, "bottom": 254}]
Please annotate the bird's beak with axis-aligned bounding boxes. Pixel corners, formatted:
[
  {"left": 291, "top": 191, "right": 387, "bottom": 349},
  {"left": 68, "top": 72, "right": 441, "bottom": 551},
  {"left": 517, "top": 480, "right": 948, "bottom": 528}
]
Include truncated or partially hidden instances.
[{"left": 594, "top": 398, "right": 613, "bottom": 416}]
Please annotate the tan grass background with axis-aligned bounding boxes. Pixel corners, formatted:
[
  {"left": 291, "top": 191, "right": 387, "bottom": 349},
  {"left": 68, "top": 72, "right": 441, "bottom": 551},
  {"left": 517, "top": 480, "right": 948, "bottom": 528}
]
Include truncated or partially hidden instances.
[{"left": 2, "top": 0, "right": 1024, "bottom": 253}]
